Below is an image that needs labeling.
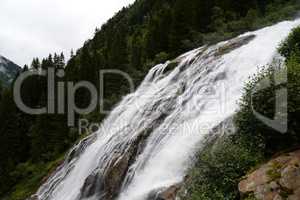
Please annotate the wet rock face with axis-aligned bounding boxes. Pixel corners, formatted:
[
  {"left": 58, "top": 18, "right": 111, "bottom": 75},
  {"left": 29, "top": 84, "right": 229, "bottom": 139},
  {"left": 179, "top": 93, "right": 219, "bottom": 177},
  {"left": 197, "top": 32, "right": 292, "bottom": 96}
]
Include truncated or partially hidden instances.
[
  {"left": 79, "top": 149, "right": 135, "bottom": 199},
  {"left": 80, "top": 172, "right": 100, "bottom": 198},
  {"left": 239, "top": 150, "right": 300, "bottom": 200},
  {"left": 79, "top": 131, "right": 152, "bottom": 200},
  {"left": 27, "top": 195, "right": 38, "bottom": 200},
  {"left": 215, "top": 34, "right": 256, "bottom": 57},
  {"left": 68, "top": 133, "right": 97, "bottom": 163},
  {"left": 102, "top": 150, "right": 133, "bottom": 200},
  {"left": 147, "top": 184, "right": 182, "bottom": 200},
  {"left": 79, "top": 146, "right": 135, "bottom": 200}
]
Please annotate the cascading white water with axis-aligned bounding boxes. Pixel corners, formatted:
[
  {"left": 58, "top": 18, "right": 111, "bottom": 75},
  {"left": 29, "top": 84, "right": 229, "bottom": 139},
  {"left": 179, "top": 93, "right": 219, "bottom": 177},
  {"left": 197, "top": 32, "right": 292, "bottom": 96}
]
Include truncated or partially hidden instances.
[{"left": 35, "top": 19, "right": 300, "bottom": 200}]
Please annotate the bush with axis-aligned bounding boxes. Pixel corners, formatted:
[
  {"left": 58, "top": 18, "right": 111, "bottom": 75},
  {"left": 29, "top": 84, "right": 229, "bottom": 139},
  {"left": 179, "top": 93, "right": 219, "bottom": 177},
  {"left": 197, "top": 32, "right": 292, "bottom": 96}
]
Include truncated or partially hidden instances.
[
  {"left": 154, "top": 52, "right": 170, "bottom": 64},
  {"left": 234, "top": 58, "right": 300, "bottom": 155},
  {"left": 181, "top": 135, "right": 264, "bottom": 200},
  {"left": 234, "top": 26, "right": 300, "bottom": 157},
  {"left": 279, "top": 26, "right": 300, "bottom": 59},
  {"left": 235, "top": 26, "right": 300, "bottom": 156}
]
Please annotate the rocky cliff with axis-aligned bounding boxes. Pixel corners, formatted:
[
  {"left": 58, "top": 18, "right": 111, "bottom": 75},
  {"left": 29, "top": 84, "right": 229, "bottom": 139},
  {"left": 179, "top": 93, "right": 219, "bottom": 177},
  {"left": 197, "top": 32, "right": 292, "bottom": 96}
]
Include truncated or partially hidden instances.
[
  {"left": 239, "top": 149, "right": 300, "bottom": 200},
  {"left": 0, "top": 55, "right": 21, "bottom": 86}
]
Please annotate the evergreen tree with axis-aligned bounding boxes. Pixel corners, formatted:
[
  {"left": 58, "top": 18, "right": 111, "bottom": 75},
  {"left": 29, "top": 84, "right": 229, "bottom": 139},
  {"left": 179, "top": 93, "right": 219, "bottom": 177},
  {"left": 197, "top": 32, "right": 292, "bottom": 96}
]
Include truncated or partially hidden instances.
[
  {"left": 59, "top": 53, "right": 65, "bottom": 69},
  {"left": 0, "top": 81, "right": 2, "bottom": 102},
  {"left": 31, "top": 58, "right": 40, "bottom": 70},
  {"left": 70, "top": 49, "right": 75, "bottom": 58}
]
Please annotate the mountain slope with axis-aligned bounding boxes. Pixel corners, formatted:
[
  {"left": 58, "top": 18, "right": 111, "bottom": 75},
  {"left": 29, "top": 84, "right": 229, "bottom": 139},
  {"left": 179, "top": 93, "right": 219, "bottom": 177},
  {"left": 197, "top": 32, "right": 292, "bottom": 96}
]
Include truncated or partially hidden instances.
[
  {"left": 0, "top": 55, "right": 21, "bottom": 86},
  {"left": 35, "top": 19, "right": 300, "bottom": 200},
  {"left": 1, "top": 0, "right": 300, "bottom": 199},
  {"left": 66, "top": 0, "right": 300, "bottom": 119}
]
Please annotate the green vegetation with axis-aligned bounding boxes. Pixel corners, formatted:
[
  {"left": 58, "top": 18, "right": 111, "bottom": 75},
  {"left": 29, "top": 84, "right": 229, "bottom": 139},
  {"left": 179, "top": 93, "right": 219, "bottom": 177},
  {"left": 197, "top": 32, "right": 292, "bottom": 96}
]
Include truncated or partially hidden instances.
[
  {"left": 235, "top": 26, "right": 300, "bottom": 156},
  {"left": 243, "top": 194, "right": 258, "bottom": 200},
  {"left": 67, "top": 0, "right": 300, "bottom": 117},
  {"left": 2, "top": 154, "right": 64, "bottom": 200},
  {"left": 181, "top": 135, "right": 264, "bottom": 200},
  {"left": 0, "top": 55, "right": 76, "bottom": 199},
  {"left": 181, "top": 26, "right": 300, "bottom": 200},
  {"left": 1, "top": 0, "right": 300, "bottom": 199},
  {"left": 267, "top": 161, "right": 282, "bottom": 181},
  {"left": 0, "top": 80, "right": 3, "bottom": 101},
  {"left": 279, "top": 26, "right": 300, "bottom": 58}
]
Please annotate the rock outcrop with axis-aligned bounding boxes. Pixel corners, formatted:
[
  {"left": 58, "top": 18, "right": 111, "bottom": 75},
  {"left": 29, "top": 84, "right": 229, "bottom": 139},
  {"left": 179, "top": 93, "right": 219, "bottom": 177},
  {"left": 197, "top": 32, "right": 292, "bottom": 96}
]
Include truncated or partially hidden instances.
[
  {"left": 147, "top": 183, "right": 182, "bottom": 200},
  {"left": 239, "top": 149, "right": 300, "bottom": 200},
  {"left": 79, "top": 130, "right": 153, "bottom": 200},
  {"left": 0, "top": 55, "right": 21, "bottom": 86}
]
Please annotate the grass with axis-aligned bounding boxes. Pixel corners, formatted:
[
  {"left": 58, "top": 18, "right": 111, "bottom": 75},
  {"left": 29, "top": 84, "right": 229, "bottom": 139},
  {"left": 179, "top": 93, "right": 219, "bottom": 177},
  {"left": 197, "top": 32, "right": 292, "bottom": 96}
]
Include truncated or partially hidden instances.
[
  {"left": 2, "top": 154, "right": 65, "bottom": 200},
  {"left": 267, "top": 161, "right": 283, "bottom": 181},
  {"left": 2, "top": 132, "right": 91, "bottom": 200},
  {"left": 243, "top": 193, "right": 258, "bottom": 200}
]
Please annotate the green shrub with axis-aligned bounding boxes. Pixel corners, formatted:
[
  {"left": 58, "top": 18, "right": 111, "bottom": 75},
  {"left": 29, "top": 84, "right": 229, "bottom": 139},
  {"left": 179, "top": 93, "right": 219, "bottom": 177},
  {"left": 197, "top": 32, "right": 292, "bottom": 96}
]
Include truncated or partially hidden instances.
[
  {"left": 154, "top": 52, "right": 170, "bottom": 64},
  {"left": 182, "top": 135, "right": 264, "bottom": 200},
  {"left": 279, "top": 26, "right": 300, "bottom": 59},
  {"left": 234, "top": 26, "right": 300, "bottom": 154},
  {"left": 235, "top": 57, "right": 300, "bottom": 155}
]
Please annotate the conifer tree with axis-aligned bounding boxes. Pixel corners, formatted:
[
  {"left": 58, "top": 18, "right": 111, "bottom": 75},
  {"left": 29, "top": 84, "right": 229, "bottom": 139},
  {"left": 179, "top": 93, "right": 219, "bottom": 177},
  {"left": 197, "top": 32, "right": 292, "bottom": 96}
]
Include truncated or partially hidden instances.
[
  {"left": 31, "top": 58, "right": 40, "bottom": 70},
  {"left": 0, "top": 81, "right": 3, "bottom": 102}
]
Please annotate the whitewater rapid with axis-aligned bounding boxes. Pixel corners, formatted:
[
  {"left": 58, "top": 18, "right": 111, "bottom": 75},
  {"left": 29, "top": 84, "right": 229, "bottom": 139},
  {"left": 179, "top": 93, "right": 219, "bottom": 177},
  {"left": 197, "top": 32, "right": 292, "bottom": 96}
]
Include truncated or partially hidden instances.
[{"left": 35, "top": 19, "right": 300, "bottom": 200}]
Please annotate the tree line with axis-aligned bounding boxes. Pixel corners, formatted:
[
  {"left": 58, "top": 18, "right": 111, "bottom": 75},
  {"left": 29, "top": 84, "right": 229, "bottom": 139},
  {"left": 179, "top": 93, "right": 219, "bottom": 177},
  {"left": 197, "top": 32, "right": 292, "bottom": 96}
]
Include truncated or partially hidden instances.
[{"left": 0, "top": 0, "right": 299, "bottom": 198}]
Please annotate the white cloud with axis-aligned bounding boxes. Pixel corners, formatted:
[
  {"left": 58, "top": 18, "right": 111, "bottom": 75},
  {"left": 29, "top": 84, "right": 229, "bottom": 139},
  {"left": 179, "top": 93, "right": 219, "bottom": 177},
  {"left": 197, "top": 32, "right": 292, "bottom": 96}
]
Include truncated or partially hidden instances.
[{"left": 0, "top": 0, "right": 135, "bottom": 66}]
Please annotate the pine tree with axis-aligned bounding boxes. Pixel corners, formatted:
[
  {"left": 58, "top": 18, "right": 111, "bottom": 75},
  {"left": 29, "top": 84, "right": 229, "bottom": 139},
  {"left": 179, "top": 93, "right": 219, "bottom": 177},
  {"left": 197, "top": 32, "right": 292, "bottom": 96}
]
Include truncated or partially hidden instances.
[
  {"left": 0, "top": 81, "right": 3, "bottom": 102},
  {"left": 59, "top": 53, "right": 65, "bottom": 69},
  {"left": 54, "top": 53, "right": 60, "bottom": 68},
  {"left": 23, "top": 65, "right": 29, "bottom": 72},
  {"left": 31, "top": 58, "right": 40, "bottom": 70},
  {"left": 70, "top": 49, "right": 75, "bottom": 58}
]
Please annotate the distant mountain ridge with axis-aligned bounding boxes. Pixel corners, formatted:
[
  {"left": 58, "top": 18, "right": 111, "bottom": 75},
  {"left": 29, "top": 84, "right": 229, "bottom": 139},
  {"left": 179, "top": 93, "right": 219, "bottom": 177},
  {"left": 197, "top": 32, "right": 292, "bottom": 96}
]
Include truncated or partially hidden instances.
[{"left": 0, "top": 55, "right": 21, "bottom": 86}]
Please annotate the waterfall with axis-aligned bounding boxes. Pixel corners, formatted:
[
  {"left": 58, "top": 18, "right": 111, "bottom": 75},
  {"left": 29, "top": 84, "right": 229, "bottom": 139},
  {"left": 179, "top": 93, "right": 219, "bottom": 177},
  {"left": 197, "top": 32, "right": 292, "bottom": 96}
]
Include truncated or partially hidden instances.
[{"left": 35, "top": 19, "right": 300, "bottom": 200}]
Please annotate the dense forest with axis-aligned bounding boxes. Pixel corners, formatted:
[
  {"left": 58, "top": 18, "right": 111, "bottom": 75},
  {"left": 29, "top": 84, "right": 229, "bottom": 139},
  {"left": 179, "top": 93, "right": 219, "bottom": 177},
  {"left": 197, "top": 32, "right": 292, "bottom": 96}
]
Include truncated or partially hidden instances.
[{"left": 0, "top": 0, "right": 300, "bottom": 199}]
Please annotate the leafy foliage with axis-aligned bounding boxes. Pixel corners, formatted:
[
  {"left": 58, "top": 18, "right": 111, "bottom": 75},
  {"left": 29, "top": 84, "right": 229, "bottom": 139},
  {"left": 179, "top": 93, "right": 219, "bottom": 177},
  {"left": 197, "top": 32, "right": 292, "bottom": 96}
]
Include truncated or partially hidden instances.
[
  {"left": 235, "top": 26, "right": 300, "bottom": 155},
  {"left": 181, "top": 135, "right": 263, "bottom": 200},
  {"left": 279, "top": 26, "right": 300, "bottom": 58},
  {"left": 182, "top": 26, "right": 300, "bottom": 200}
]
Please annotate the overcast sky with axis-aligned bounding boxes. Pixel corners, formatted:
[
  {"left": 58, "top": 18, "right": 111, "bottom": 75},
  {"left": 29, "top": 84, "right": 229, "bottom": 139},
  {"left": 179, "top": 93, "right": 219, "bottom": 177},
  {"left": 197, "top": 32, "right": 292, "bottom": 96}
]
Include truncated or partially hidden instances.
[{"left": 0, "top": 0, "right": 135, "bottom": 66}]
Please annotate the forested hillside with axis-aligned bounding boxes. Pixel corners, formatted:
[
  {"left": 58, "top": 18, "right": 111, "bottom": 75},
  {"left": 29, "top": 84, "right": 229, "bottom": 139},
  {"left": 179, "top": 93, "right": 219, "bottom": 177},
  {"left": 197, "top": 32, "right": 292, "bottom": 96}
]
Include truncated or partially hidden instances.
[
  {"left": 0, "top": 0, "right": 299, "bottom": 199},
  {"left": 67, "top": 0, "right": 300, "bottom": 117}
]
